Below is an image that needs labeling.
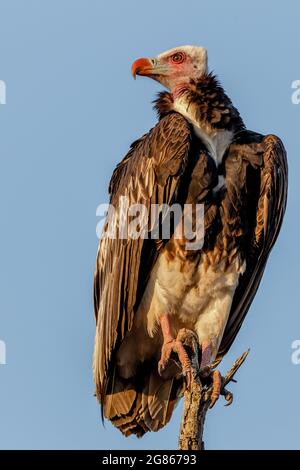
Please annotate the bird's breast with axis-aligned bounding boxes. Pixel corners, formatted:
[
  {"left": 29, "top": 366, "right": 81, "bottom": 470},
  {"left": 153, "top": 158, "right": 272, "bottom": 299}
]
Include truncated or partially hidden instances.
[
  {"left": 142, "top": 245, "right": 245, "bottom": 339},
  {"left": 173, "top": 97, "right": 233, "bottom": 167}
]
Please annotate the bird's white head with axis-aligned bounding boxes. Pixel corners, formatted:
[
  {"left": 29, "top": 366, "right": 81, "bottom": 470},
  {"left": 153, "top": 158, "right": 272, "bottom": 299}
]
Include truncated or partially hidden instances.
[{"left": 132, "top": 45, "right": 208, "bottom": 92}]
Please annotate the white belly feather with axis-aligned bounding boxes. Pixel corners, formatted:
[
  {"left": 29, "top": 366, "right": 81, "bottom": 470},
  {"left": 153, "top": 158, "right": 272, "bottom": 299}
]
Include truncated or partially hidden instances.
[{"left": 138, "top": 251, "right": 245, "bottom": 362}]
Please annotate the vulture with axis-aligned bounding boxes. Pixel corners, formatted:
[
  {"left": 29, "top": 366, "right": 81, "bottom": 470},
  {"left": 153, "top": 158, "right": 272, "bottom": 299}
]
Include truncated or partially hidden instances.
[{"left": 93, "top": 46, "right": 288, "bottom": 437}]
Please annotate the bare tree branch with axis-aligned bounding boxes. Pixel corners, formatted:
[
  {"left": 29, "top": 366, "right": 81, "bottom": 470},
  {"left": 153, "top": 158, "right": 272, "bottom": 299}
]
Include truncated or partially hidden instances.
[{"left": 178, "top": 333, "right": 249, "bottom": 451}]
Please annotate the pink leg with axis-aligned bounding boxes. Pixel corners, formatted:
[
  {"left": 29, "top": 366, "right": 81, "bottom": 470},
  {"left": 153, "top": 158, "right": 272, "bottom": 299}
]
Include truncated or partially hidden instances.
[
  {"left": 200, "top": 340, "right": 212, "bottom": 375},
  {"left": 160, "top": 314, "right": 174, "bottom": 343},
  {"left": 200, "top": 340, "right": 222, "bottom": 407},
  {"left": 158, "top": 315, "right": 192, "bottom": 387}
]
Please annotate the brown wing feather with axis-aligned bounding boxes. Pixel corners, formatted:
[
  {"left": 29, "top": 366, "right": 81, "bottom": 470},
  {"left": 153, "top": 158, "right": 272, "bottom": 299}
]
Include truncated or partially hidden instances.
[
  {"left": 93, "top": 113, "right": 195, "bottom": 399},
  {"left": 217, "top": 132, "right": 288, "bottom": 361}
]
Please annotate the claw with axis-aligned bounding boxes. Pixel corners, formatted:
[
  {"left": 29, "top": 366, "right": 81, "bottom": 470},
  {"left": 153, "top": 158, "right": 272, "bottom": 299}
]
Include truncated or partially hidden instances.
[
  {"left": 200, "top": 368, "right": 232, "bottom": 409},
  {"left": 221, "top": 387, "right": 234, "bottom": 406}
]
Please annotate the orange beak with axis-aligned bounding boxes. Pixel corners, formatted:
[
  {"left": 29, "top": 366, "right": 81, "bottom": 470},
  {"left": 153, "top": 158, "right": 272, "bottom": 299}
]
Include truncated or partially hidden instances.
[{"left": 131, "top": 58, "right": 154, "bottom": 79}]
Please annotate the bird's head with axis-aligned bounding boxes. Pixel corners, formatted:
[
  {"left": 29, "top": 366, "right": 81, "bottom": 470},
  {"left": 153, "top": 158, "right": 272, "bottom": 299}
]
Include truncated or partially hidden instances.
[{"left": 131, "top": 45, "right": 208, "bottom": 92}]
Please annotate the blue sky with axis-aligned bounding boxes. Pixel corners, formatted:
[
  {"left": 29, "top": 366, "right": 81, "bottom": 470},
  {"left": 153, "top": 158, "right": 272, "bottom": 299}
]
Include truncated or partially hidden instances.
[{"left": 0, "top": 0, "right": 299, "bottom": 449}]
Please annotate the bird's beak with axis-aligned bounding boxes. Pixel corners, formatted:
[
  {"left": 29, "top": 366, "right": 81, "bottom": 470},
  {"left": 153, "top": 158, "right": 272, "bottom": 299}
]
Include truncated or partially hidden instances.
[
  {"left": 131, "top": 58, "right": 156, "bottom": 79},
  {"left": 131, "top": 57, "right": 168, "bottom": 80}
]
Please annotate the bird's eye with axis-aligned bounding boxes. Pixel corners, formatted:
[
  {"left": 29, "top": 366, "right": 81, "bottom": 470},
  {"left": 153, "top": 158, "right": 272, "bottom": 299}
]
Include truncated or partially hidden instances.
[{"left": 171, "top": 52, "right": 185, "bottom": 64}]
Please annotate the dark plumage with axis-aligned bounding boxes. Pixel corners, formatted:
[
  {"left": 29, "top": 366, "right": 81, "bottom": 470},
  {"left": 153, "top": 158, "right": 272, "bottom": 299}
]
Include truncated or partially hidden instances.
[{"left": 93, "top": 46, "right": 288, "bottom": 437}]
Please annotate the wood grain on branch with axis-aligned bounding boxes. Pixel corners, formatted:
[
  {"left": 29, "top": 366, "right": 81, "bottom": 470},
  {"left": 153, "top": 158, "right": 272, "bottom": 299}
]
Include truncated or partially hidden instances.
[{"left": 178, "top": 330, "right": 249, "bottom": 451}]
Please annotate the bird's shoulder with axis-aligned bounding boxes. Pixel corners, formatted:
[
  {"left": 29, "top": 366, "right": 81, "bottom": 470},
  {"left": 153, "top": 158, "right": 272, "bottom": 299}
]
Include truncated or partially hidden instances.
[{"left": 108, "top": 111, "right": 193, "bottom": 201}]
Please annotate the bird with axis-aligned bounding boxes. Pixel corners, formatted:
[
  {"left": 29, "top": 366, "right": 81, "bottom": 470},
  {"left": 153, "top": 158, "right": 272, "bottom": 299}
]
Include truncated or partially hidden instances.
[{"left": 93, "top": 45, "right": 288, "bottom": 437}]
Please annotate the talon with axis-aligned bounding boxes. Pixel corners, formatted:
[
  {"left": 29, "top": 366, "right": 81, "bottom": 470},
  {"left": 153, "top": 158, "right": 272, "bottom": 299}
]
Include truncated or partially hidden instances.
[
  {"left": 224, "top": 395, "right": 233, "bottom": 407},
  {"left": 221, "top": 387, "right": 234, "bottom": 406}
]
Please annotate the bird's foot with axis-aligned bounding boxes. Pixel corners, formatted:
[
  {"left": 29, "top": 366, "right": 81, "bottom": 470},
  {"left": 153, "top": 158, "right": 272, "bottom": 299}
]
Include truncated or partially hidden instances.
[
  {"left": 158, "top": 315, "right": 193, "bottom": 387},
  {"left": 200, "top": 366, "right": 234, "bottom": 408},
  {"left": 158, "top": 330, "right": 192, "bottom": 387},
  {"left": 199, "top": 340, "right": 227, "bottom": 408},
  {"left": 200, "top": 368, "right": 222, "bottom": 408}
]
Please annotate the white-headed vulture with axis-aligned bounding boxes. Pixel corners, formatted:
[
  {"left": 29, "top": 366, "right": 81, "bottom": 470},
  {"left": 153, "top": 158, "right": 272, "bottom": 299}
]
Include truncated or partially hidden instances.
[{"left": 93, "top": 46, "right": 288, "bottom": 436}]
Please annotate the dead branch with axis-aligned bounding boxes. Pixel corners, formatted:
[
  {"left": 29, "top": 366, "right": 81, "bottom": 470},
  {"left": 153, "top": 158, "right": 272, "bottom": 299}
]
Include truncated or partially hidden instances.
[{"left": 178, "top": 332, "right": 249, "bottom": 451}]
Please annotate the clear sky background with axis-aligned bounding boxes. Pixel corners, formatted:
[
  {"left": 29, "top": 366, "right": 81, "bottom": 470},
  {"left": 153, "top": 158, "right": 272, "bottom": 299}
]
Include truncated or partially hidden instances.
[{"left": 0, "top": 0, "right": 299, "bottom": 450}]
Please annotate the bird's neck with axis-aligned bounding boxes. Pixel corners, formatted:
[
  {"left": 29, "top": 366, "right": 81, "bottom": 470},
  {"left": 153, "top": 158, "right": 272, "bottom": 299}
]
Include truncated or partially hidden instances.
[
  {"left": 155, "top": 74, "right": 245, "bottom": 134},
  {"left": 154, "top": 74, "right": 245, "bottom": 166}
]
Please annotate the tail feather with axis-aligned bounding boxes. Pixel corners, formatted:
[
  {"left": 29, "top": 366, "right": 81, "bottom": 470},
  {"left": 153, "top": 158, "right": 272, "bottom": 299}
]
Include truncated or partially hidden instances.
[
  {"left": 148, "top": 370, "right": 174, "bottom": 423},
  {"left": 102, "top": 364, "right": 182, "bottom": 437}
]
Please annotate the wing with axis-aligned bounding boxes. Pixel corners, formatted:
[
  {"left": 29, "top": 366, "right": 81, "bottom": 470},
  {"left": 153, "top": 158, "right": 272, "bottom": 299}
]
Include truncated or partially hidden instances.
[
  {"left": 93, "top": 113, "right": 196, "bottom": 399},
  {"left": 217, "top": 132, "right": 288, "bottom": 360}
]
